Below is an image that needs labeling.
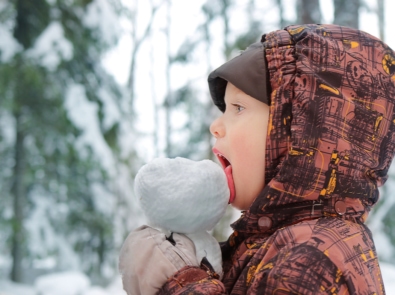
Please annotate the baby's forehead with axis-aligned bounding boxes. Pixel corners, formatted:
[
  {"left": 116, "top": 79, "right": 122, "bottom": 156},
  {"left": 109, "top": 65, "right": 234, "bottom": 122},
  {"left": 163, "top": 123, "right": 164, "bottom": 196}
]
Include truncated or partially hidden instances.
[
  {"left": 224, "top": 83, "right": 259, "bottom": 104},
  {"left": 224, "top": 83, "right": 247, "bottom": 98}
]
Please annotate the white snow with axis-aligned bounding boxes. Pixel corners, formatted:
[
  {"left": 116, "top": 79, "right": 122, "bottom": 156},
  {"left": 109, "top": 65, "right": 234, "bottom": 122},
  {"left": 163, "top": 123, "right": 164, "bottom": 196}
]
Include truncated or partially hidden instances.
[
  {"left": 83, "top": 0, "right": 120, "bottom": 46},
  {"left": 372, "top": 230, "right": 394, "bottom": 261},
  {"left": 24, "top": 182, "right": 81, "bottom": 271},
  {"left": 91, "top": 182, "right": 115, "bottom": 215},
  {"left": 381, "top": 261, "right": 395, "bottom": 292},
  {"left": 65, "top": 83, "right": 116, "bottom": 174},
  {"left": 98, "top": 87, "right": 121, "bottom": 131},
  {"left": 0, "top": 273, "right": 126, "bottom": 295},
  {"left": 83, "top": 287, "right": 109, "bottom": 295},
  {"left": 0, "top": 280, "right": 36, "bottom": 295},
  {"left": 27, "top": 21, "right": 73, "bottom": 71},
  {"left": 103, "top": 277, "right": 126, "bottom": 295},
  {"left": 368, "top": 163, "right": 395, "bottom": 260},
  {"left": 0, "top": 1, "right": 7, "bottom": 12},
  {"left": 0, "top": 110, "right": 16, "bottom": 148},
  {"left": 35, "top": 271, "right": 90, "bottom": 295},
  {"left": 0, "top": 25, "right": 21, "bottom": 62},
  {"left": 25, "top": 190, "right": 57, "bottom": 257},
  {"left": 135, "top": 157, "right": 229, "bottom": 233},
  {"left": 134, "top": 157, "right": 229, "bottom": 277}
]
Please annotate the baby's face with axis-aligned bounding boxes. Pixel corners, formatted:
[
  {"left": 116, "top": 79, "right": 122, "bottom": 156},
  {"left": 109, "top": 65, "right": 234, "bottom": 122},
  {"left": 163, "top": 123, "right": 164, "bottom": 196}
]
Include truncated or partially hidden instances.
[{"left": 210, "top": 83, "right": 270, "bottom": 210}]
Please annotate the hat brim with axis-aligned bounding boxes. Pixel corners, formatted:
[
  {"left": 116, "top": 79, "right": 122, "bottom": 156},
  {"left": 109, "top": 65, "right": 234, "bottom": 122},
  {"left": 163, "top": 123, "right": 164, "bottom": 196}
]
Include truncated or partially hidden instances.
[{"left": 208, "top": 42, "right": 271, "bottom": 112}]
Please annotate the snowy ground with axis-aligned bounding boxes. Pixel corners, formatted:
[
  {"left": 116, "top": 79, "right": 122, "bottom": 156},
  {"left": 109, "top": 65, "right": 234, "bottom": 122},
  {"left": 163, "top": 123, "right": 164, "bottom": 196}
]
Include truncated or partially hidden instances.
[
  {"left": 1, "top": 263, "right": 395, "bottom": 294},
  {"left": 381, "top": 262, "right": 395, "bottom": 292},
  {"left": 0, "top": 272, "right": 126, "bottom": 295}
]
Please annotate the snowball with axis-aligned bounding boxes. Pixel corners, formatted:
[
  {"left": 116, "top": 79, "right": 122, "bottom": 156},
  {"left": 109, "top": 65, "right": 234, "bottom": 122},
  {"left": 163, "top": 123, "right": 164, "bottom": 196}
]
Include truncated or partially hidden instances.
[{"left": 135, "top": 157, "right": 229, "bottom": 233}]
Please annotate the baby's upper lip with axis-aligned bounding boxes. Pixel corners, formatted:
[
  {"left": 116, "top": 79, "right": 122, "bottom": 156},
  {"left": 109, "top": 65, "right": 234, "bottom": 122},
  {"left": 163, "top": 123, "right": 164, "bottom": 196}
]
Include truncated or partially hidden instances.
[{"left": 212, "top": 148, "right": 231, "bottom": 169}]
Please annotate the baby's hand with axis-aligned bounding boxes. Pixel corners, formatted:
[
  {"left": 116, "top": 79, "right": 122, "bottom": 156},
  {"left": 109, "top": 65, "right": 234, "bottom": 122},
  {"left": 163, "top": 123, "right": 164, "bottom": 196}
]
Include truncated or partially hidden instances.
[{"left": 119, "top": 225, "right": 200, "bottom": 295}]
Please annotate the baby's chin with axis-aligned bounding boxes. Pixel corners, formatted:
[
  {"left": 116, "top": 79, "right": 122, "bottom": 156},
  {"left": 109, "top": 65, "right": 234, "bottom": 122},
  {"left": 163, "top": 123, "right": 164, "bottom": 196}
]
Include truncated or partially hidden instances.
[
  {"left": 230, "top": 198, "right": 248, "bottom": 211},
  {"left": 231, "top": 189, "right": 262, "bottom": 211}
]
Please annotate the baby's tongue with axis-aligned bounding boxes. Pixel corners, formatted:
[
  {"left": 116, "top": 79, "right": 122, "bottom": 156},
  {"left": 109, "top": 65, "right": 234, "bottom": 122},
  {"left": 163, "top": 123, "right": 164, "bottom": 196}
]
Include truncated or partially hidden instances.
[{"left": 224, "top": 165, "right": 235, "bottom": 203}]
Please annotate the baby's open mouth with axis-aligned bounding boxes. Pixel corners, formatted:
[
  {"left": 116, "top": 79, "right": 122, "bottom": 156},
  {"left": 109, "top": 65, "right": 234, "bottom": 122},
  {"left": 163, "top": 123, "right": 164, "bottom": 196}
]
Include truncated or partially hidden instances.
[
  {"left": 213, "top": 148, "right": 235, "bottom": 203},
  {"left": 217, "top": 153, "right": 231, "bottom": 169}
]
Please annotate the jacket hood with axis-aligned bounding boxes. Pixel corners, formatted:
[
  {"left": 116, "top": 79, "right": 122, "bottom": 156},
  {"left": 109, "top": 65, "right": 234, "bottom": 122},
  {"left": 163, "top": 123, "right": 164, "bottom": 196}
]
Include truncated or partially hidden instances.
[{"left": 210, "top": 24, "right": 395, "bottom": 235}]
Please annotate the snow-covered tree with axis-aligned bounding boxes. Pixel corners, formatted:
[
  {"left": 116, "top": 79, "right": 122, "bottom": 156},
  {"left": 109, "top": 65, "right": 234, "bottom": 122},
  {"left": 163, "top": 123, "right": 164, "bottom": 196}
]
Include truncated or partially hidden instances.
[{"left": 0, "top": 0, "right": 136, "bottom": 283}]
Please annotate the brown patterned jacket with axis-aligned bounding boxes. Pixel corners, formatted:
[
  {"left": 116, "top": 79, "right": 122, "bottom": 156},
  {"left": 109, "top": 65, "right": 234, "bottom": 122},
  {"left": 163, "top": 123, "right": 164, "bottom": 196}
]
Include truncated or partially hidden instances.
[{"left": 159, "top": 24, "right": 395, "bottom": 294}]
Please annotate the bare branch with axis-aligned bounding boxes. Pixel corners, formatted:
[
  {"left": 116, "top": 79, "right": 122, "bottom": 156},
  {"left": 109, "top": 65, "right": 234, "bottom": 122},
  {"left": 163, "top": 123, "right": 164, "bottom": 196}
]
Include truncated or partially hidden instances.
[{"left": 126, "top": 0, "right": 165, "bottom": 109}]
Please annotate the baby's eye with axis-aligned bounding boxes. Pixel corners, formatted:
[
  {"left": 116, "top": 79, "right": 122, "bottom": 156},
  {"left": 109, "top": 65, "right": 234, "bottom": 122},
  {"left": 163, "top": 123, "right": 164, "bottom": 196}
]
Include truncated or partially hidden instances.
[{"left": 232, "top": 104, "right": 245, "bottom": 113}]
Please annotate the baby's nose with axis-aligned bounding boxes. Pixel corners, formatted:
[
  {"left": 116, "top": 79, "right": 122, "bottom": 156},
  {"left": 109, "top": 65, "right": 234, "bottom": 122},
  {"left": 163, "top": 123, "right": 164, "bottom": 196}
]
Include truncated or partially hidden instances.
[{"left": 210, "top": 117, "right": 225, "bottom": 138}]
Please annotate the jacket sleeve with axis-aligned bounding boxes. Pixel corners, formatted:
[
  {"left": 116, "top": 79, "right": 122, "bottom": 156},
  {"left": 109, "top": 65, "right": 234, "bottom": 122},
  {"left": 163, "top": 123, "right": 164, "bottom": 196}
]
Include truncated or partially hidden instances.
[{"left": 157, "top": 266, "right": 227, "bottom": 295}]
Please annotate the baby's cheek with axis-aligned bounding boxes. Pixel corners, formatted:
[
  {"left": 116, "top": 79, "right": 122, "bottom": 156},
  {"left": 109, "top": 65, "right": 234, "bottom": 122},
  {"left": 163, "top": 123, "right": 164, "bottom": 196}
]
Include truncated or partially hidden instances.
[{"left": 231, "top": 132, "right": 251, "bottom": 153}]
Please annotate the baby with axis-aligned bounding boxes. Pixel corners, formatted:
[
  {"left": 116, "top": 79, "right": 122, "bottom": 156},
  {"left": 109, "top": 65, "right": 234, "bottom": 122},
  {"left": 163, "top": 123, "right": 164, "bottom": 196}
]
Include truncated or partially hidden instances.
[{"left": 120, "top": 24, "right": 395, "bottom": 294}]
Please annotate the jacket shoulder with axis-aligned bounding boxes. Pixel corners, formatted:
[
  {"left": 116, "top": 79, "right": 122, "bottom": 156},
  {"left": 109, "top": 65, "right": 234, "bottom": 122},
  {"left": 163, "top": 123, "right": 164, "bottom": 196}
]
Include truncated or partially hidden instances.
[{"left": 246, "top": 218, "right": 384, "bottom": 294}]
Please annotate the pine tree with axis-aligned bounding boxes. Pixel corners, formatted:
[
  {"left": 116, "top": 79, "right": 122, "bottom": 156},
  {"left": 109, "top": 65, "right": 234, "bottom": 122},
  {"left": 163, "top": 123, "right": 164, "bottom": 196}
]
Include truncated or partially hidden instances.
[{"left": 0, "top": 0, "right": 130, "bottom": 283}]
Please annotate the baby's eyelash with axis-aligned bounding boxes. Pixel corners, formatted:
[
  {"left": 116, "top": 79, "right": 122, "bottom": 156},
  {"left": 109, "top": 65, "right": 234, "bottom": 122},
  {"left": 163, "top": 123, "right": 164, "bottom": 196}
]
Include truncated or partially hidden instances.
[{"left": 231, "top": 104, "right": 245, "bottom": 112}]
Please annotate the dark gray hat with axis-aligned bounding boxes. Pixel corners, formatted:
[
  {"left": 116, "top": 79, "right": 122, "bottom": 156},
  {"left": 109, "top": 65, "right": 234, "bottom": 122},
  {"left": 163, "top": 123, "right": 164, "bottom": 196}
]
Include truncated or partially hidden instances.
[{"left": 208, "top": 42, "right": 271, "bottom": 112}]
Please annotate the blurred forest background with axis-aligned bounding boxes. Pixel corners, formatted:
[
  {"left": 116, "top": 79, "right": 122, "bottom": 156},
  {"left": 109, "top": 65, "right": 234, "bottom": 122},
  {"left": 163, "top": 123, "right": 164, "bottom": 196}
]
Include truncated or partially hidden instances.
[{"left": 0, "top": 0, "right": 395, "bottom": 294}]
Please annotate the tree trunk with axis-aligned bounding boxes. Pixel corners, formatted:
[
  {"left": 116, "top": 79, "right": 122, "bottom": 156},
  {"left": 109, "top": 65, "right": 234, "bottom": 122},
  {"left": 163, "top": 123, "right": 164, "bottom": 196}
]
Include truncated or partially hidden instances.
[
  {"left": 127, "top": 1, "right": 161, "bottom": 111},
  {"left": 297, "top": 0, "right": 321, "bottom": 24},
  {"left": 377, "top": 0, "right": 384, "bottom": 41},
  {"left": 164, "top": 0, "right": 172, "bottom": 157},
  {"left": 128, "top": 51, "right": 137, "bottom": 114},
  {"left": 221, "top": 0, "right": 232, "bottom": 59},
  {"left": 10, "top": 111, "right": 26, "bottom": 282},
  {"left": 276, "top": 0, "right": 286, "bottom": 28},
  {"left": 333, "top": 0, "right": 360, "bottom": 29},
  {"left": 149, "top": 38, "right": 160, "bottom": 157}
]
